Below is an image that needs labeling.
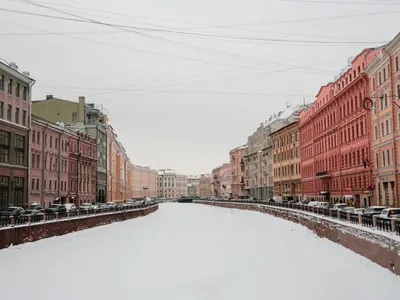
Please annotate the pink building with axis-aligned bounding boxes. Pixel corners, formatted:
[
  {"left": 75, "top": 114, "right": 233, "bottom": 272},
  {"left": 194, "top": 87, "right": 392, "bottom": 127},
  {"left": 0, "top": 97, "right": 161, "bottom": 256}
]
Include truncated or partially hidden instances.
[
  {"left": 68, "top": 130, "right": 97, "bottom": 205},
  {"left": 30, "top": 117, "right": 70, "bottom": 207},
  {"left": 229, "top": 145, "right": 247, "bottom": 199},
  {"left": 132, "top": 165, "right": 157, "bottom": 199},
  {"left": 365, "top": 33, "right": 400, "bottom": 207},
  {"left": 299, "top": 48, "right": 380, "bottom": 207}
]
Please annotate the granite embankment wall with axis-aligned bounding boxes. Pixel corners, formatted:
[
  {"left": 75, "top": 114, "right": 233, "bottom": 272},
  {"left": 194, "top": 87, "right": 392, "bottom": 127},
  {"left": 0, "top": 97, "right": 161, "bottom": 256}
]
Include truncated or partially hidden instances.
[
  {"left": 0, "top": 205, "right": 158, "bottom": 249},
  {"left": 195, "top": 201, "right": 400, "bottom": 275}
]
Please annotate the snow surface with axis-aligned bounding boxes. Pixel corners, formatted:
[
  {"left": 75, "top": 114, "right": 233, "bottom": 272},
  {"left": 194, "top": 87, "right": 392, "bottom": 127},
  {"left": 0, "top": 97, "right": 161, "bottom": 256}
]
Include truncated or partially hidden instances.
[{"left": 1, "top": 203, "right": 400, "bottom": 300}]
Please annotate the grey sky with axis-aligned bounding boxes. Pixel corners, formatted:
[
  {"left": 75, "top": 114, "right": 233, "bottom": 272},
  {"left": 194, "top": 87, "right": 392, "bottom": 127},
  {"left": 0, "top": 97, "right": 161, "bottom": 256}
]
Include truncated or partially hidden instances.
[{"left": 0, "top": 0, "right": 398, "bottom": 174}]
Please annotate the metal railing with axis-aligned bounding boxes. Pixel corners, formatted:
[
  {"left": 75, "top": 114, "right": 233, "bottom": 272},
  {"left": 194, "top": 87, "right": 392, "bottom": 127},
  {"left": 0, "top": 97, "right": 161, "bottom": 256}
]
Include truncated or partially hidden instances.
[
  {"left": 377, "top": 217, "right": 391, "bottom": 232},
  {"left": 0, "top": 202, "right": 158, "bottom": 229}
]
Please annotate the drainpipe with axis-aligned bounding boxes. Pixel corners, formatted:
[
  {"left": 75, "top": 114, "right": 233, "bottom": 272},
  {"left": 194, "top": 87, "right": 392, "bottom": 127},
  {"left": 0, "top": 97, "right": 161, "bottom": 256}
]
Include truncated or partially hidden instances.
[
  {"left": 388, "top": 51, "right": 398, "bottom": 207},
  {"left": 58, "top": 130, "right": 65, "bottom": 202},
  {"left": 360, "top": 73, "right": 373, "bottom": 206},
  {"left": 41, "top": 124, "right": 49, "bottom": 206},
  {"left": 27, "top": 79, "right": 35, "bottom": 207},
  {"left": 77, "top": 135, "right": 81, "bottom": 205}
]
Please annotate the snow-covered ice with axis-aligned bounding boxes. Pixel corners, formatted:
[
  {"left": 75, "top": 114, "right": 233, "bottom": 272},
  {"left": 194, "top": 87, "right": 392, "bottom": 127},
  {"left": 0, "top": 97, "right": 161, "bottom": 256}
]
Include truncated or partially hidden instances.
[{"left": 1, "top": 203, "right": 400, "bottom": 300}]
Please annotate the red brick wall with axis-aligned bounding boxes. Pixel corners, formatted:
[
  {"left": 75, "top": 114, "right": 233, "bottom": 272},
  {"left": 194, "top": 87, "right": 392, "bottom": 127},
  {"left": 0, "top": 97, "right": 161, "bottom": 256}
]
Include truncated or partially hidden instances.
[{"left": 0, "top": 205, "right": 158, "bottom": 249}]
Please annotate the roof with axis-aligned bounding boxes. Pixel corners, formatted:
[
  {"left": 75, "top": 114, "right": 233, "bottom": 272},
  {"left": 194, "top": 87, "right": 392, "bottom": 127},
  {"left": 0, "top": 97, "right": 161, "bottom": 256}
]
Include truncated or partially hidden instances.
[{"left": 0, "top": 59, "right": 34, "bottom": 84}]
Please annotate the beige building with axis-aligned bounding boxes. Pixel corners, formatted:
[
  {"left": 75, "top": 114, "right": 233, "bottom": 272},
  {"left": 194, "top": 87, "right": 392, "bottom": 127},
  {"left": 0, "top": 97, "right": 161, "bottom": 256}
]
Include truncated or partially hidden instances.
[
  {"left": 271, "top": 121, "right": 301, "bottom": 200},
  {"left": 132, "top": 165, "right": 157, "bottom": 199},
  {"left": 157, "top": 169, "right": 188, "bottom": 199},
  {"left": 199, "top": 174, "right": 212, "bottom": 198},
  {"left": 211, "top": 163, "right": 230, "bottom": 199},
  {"left": 32, "top": 95, "right": 108, "bottom": 202},
  {"left": 244, "top": 105, "right": 307, "bottom": 200}
]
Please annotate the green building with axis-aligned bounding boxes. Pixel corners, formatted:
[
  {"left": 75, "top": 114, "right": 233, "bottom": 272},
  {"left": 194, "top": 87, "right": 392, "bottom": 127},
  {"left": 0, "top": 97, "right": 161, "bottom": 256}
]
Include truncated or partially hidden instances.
[{"left": 32, "top": 95, "right": 108, "bottom": 202}]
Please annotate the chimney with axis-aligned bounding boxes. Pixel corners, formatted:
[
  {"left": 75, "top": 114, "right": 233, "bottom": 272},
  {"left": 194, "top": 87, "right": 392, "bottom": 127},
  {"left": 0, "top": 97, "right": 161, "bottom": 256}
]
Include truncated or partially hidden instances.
[
  {"left": 79, "top": 96, "right": 85, "bottom": 103},
  {"left": 46, "top": 94, "right": 53, "bottom": 100},
  {"left": 22, "top": 71, "right": 30, "bottom": 77}
]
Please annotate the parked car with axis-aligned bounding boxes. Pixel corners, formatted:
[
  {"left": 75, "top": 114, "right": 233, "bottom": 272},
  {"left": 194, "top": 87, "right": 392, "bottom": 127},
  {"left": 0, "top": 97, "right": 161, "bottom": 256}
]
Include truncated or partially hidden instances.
[
  {"left": 332, "top": 203, "right": 348, "bottom": 211},
  {"left": 144, "top": 197, "right": 152, "bottom": 204},
  {"left": 45, "top": 204, "right": 67, "bottom": 214},
  {"left": 307, "top": 201, "right": 320, "bottom": 207},
  {"left": 268, "top": 196, "right": 283, "bottom": 204},
  {"left": 79, "top": 203, "right": 95, "bottom": 212},
  {"left": 28, "top": 202, "right": 44, "bottom": 212},
  {"left": 378, "top": 208, "right": 400, "bottom": 219},
  {"left": 64, "top": 203, "right": 77, "bottom": 212},
  {"left": 20, "top": 209, "right": 43, "bottom": 217},
  {"left": 363, "top": 206, "right": 386, "bottom": 216},
  {"left": 0, "top": 207, "right": 25, "bottom": 220},
  {"left": 106, "top": 202, "right": 117, "bottom": 208}
]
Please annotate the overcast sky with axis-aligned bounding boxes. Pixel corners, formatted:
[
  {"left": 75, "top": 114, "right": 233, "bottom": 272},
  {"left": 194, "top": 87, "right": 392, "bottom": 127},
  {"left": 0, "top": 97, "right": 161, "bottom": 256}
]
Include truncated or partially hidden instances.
[{"left": 1, "top": 0, "right": 398, "bottom": 174}]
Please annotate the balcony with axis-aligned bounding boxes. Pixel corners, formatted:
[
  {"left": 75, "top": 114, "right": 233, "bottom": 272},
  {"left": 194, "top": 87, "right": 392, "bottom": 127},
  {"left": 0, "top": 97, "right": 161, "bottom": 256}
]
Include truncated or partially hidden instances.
[{"left": 316, "top": 171, "right": 331, "bottom": 178}]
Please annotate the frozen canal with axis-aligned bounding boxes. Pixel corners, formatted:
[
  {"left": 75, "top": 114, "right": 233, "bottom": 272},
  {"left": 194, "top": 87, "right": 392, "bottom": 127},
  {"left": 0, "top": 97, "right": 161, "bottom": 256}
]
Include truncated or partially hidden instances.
[{"left": 1, "top": 203, "right": 400, "bottom": 300}]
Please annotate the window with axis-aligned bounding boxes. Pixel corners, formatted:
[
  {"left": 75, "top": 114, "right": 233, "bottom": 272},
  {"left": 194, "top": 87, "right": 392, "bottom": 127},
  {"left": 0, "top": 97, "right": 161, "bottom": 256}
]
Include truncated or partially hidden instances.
[
  {"left": 22, "top": 110, "right": 26, "bottom": 126},
  {"left": 16, "top": 82, "right": 20, "bottom": 98},
  {"left": 31, "top": 178, "right": 34, "bottom": 191},
  {"left": 0, "top": 101, "right": 3, "bottom": 119},
  {"left": 15, "top": 107, "right": 19, "bottom": 124},
  {"left": 44, "top": 134, "right": 47, "bottom": 146},
  {"left": 383, "top": 68, "right": 386, "bottom": 81},
  {"left": 7, "top": 105, "right": 11, "bottom": 121},
  {"left": 54, "top": 180, "right": 57, "bottom": 191},
  {"left": 381, "top": 122, "right": 385, "bottom": 136},
  {"left": 386, "top": 120, "right": 389, "bottom": 134},
  {"left": 396, "top": 56, "right": 399, "bottom": 72},
  {"left": 387, "top": 150, "right": 390, "bottom": 165},
  {"left": 0, "top": 130, "right": 10, "bottom": 164},
  {"left": 55, "top": 138, "right": 58, "bottom": 149},
  {"left": 36, "top": 179, "right": 39, "bottom": 190},
  {"left": 32, "top": 130, "right": 35, "bottom": 143},
  {"left": 380, "top": 97, "right": 383, "bottom": 111},
  {"left": 37, "top": 132, "right": 40, "bottom": 144},
  {"left": 23, "top": 86, "right": 27, "bottom": 100},
  {"left": 44, "top": 155, "right": 47, "bottom": 169},
  {"left": 397, "top": 84, "right": 400, "bottom": 99},
  {"left": 31, "top": 153, "right": 35, "bottom": 168},
  {"left": 36, "top": 154, "right": 40, "bottom": 169},
  {"left": 374, "top": 125, "right": 377, "bottom": 139},
  {"left": 379, "top": 72, "right": 382, "bottom": 85},
  {"left": 0, "top": 74, "right": 4, "bottom": 91},
  {"left": 7, "top": 79, "right": 12, "bottom": 94},
  {"left": 385, "top": 94, "right": 388, "bottom": 108},
  {"left": 15, "top": 134, "right": 25, "bottom": 166},
  {"left": 382, "top": 151, "right": 386, "bottom": 166},
  {"left": 49, "top": 180, "right": 52, "bottom": 191},
  {"left": 13, "top": 177, "right": 24, "bottom": 207},
  {"left": 50, "top": 136, "right": 52, "bottom": 148},
  {"left": 372, "top": 78, "right": 375, "bottom": 90},
  {"left": 376, "top": 153, "right": 379, "bottom": 168},
  {"left": 0, "top": 176, "right": 9, "bottom": 210},
  {"left": 44, "top": 179, "right": 46, "bottom": 191},
  {"left": 72, "top": 112, "right": 77, "bottom": 121},
  {"left": 50, "top": 157, "right": 53, "bottom": 170}
]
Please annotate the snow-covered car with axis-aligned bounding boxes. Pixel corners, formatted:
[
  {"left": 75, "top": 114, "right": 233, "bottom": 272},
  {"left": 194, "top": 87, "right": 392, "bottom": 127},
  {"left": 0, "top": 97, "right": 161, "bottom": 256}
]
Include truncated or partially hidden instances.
[
  {"left": 315, "top": 202, "right": 329, "bottom": 208},
  {"left": 144, "top": 197, "right": 152, "bottom": 204},
  {"left": 79, "top": 203, "right": 95, "bottom": 212},
  {"left": 307, "top": 201, "right": 320, "bottom": 207},
  {"left": 363, "top": 206, "right": 386, "bottom": 216},
  {"left": 332, "top": 203, "right": 347, "bottom": 211},
  {"left": 64, "top": 203, "right": 77, "bottom": 212},
  {"left": 106, "top": 202, "right": 117, "bottom": 208},
  {"left": 268, "top": 196, "right": 283, "bottom": 204},
  {"left": 378, "top": 208, "right": 400, "bottom": 219}
]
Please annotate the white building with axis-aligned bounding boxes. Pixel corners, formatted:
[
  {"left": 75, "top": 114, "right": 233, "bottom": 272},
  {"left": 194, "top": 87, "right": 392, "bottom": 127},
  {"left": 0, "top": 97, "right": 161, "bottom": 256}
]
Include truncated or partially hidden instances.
[{"left": 157, "top": 169, "right": 188, "bottom": 199}]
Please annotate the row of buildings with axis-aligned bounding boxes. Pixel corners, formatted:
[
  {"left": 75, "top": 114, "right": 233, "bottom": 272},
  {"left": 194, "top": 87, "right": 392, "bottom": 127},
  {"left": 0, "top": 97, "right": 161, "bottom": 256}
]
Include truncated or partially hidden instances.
[
  {"left": 0, "top": 59, "right": 158, "bottom": 210},
  {"left": 212, "top": 32, "right": 400, "bottom": 208}
]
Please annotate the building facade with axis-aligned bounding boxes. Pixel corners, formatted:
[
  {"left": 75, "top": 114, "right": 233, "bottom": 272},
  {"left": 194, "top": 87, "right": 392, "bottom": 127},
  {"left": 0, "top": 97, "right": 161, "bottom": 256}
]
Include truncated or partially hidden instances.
[
  {"left": 157, "top": 169, "right": 188, "bottom": 199},
  {"left": 31, "top": 95, "right": 108, "bottom": 203},
  {"left": 0, "top": 60, "right": 34, "bottom": 210},
  {"left": 271, "top": 121, "right": 301, "bottom": 200},
  {"left": 229, "top": 145, "right": 246, "bottom": 199},
  {"left": 30, "top": 117, "right": 70, "bottom": 207},
  {"left": 199, "top": 174, "right": 212, "bottom": 198},
  {"left": 132, "top": 165, "right": 157, "bottom": 199},
  {"left": 211, "top": 163, "right": 230, "bottom": 199},
  {"left": 300, "top": 49, "right": 379, "bottom": 207},
  {"left": 68, "top": 130, "right": 97, "bottom": 205},
  {"left": 244, "top": 107, "right": 302, "bottom": 200},
  {"left": 365, "top": 33, "right": 400, "bottom": 207}
]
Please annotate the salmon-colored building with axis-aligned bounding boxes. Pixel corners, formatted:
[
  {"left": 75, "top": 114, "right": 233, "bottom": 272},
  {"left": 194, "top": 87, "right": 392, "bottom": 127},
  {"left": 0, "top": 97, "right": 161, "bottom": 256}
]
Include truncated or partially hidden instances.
[
  {"left": 365, "top": 33, "right": 400, "bottom": 207},
  {"left": 299, "top": 48, "right": 380, "bottom": 207},
  {"left": 229, "top": 145, "right": 247, "bottom": 199},
  {"left": 132, "top": 165, "right": 157, "bottom": 199}
]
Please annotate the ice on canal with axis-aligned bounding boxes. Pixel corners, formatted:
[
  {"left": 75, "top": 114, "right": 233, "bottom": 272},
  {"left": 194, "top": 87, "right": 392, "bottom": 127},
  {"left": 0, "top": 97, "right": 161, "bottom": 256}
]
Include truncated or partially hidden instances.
[{"left": 1, "top": 203, "right": 400, "bottom": 300}]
